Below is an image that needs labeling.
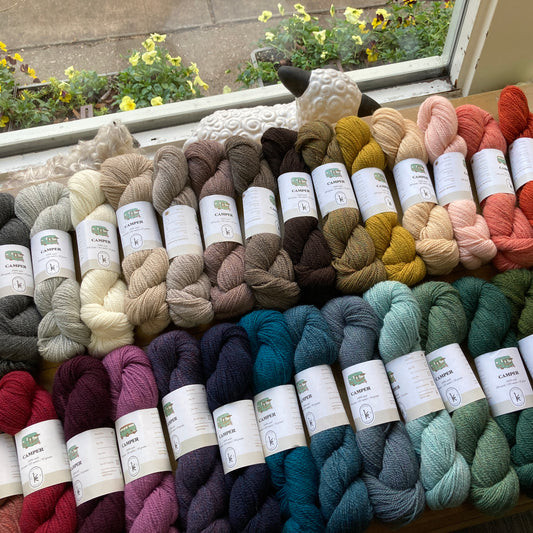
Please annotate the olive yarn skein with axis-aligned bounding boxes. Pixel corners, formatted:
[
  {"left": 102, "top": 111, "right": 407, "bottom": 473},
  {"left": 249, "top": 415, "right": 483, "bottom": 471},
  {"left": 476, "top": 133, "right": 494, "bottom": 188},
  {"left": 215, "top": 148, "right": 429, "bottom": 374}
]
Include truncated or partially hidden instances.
[
  {"left": 363, "top": 281, "right": 471, "bottom": 510},
  {"left": 320, "top": 296, "right": 426, "bottom": 525},
  {"left": 68, "top": 169, "right": 134, "bottom": 356},
  {"left": 417, "top": 96, "right": 497, "bottom": 269},
  {"left": 14, "top": 181, "right": 91, "bottom": 361},
  {"left": 146, "top": 330, "right": 231, "bottom": 532},
  {"left": 413, "top": 281, "right": 520, "bottom": 514},
  {"left": 370, "top": 107, "right": 460, "bottom": 275},
  {"left": 295, "top": 120, "right": 387, "bottom": 293},
  {"left": 335, "top": 116, "right": 426, "bottom": 285},
  {"left": 225, "top": 135, "right": 300, "bottom": 310}
]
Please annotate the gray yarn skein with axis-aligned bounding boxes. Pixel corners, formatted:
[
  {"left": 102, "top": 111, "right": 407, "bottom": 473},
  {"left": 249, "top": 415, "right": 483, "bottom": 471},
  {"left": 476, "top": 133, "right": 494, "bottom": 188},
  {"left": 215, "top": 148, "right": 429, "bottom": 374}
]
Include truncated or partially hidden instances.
[
  {"left": 15, "top": 182, "right": 90, "bottom": 361},
  {"left": 0, "top": 193, "right": 41, "bottom": 377}
]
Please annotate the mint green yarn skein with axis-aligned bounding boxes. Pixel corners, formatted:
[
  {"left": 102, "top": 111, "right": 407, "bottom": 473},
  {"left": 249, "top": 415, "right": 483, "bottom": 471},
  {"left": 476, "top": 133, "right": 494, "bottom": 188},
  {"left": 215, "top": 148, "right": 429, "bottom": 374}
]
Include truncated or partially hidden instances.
[
  {"left": 363, "top": 281, "right": 471, "bottom": 510},
  {"left": 413, "top": 281, "right": 519, "bottom": 514}
]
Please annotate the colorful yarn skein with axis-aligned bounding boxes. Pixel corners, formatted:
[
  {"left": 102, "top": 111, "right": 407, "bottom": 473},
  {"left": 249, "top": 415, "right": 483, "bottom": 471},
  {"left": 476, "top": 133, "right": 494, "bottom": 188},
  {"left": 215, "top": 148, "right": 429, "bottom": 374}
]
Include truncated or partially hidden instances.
[
  {"left": 335, "top": 116, "right": 426, "bottom": 285},
  {"left": 413, "top": 281, "right": 520, "bottom": 514},
  {"left": 417, "top": 96, "right": 497, "bottom": 269}
]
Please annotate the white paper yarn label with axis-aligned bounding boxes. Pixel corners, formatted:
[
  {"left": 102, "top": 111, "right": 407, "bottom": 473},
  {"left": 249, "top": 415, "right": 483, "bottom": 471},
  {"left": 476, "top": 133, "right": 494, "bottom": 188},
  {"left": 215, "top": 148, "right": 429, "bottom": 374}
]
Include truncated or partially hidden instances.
[
  {"left": 471, "top": 148, "right": 515, "bottom": 202},
  {"left": 116, "top": 201, "right": 163, "bottom": 257},
  {"left": 115, "top": 408, "right": 171, "bottom": 484},
  {"left": 426, "top": 343, "right": 485, "bottom": 413},
  {"left": 162, "top": 384, "right": 218, "bottom": 460},
  {"left": 213, "top": 400, "right": 265, "bottom": 474},
  {"left": 278, "top": 172, "right": 318, "bottom": 222},
  {"left": 509, "top": 138, "right": 533, "bottom": 191},
  {"left": 433, "top": 152, "right": 474, "bottom": 205},
  {"left": 31, "top": 229, "right": 76, "bottom": 285},
  {"left": 0, "top": 244, "right": 34, "bottom": 298},
  {"left": 295, "top": 365, "right": 350, "bottom": 436},
  {"left": 342, "top": 360, "right": 400, "bottom": 431},
  {"left": 0, "top": 432, "right": 22, "bottom": 499},
  {"left": 15, "top": 419, "right": 71, "bottom": 496},
  {"left": 75, "top": 219, "right": 121, "bottom": 277},
  {"left": 254, "top": 385, "right": 307, "bottom": 457},
  {"left": 311, "top": 162, "right": 358, "bottom": 217},
  {"left": 67, "top": 428, "right": 124, "bottom": 506},
  {"left": 242, "top": 186, "right": 281, "bottom": 239},
  {"left": 393, "top": 158, "right": 438, "bottom": 212},
  {"left": 474, "top": 347, "right": 533, "bottom": 417},
  {"left": 518, "top": 334, "right": 533, "bottom": 378},
  {"left": 199, "top": 195, "right": 243, "bottom": 247},
  {"left": 162, "top": 205, "right": 203, "bottom": 259},
  {"left": 351, "top": 167, "right": 397, "bottom": 222},
  {"left": 385, "top": 351, "right": 445, "bottom": 423}
]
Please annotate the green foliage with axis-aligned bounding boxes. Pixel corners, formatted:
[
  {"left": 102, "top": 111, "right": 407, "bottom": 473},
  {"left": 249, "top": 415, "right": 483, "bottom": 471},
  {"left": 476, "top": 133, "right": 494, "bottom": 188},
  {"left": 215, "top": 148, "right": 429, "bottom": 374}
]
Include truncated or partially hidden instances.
[{"left": 236, "top": 60, "right": 279, "bottom": 88}]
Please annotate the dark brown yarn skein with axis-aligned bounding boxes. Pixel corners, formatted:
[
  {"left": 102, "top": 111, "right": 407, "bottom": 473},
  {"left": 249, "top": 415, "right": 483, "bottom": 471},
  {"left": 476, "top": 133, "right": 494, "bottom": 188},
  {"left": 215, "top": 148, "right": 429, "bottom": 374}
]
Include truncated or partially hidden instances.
[{"left": 225, "top": 135, "right": 300, "bottom": 310}]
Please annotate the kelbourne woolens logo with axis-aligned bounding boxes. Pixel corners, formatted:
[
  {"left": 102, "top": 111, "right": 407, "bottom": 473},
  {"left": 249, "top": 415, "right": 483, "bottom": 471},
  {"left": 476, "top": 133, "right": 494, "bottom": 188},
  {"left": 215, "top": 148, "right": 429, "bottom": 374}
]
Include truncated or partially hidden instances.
[
  {"left": 429, "top": 356, "right": 448, "bottom": 373},
  {"left": 325, "top": 168, "right": 342, "bottom": 179},
  {"left": 214, "top": 199, "right": 230, "bottom": 210},
  {"left": 68, "top": 445, "right": 79, "bottom": 461},
  {"left": 216, "top": 413, "right": 232, "bottom": 428},
  {"left": 119, "top": 422, "right": 137, "bottom": 439},
  {"left": 387, "top": 371, "right": 396, "bottom": 384},
  {"left": 296, "top": 379, "right": 308, "bottom": 394},
  {"left": 5, "top": 250, "right": 24, "bottom": 261},
  {"left": 91, "top": 225, "right": 109, "bottom": 237},
  {"left": 123, "top": 208, "right": 141, "bottom": 220},
  {"left": 21, "top": 432, "right": 40, "bottom": 449},
  {"left": 410, "top": 163, "right": 425, "bottom": 174},
  {"left": 163, "top": 402, "right": 174, "bottom": 417},
  {"left": 348, "top": 371, "right": 367, "bottom": 387},
  {"left": 374, "top": 172, "right": 386, "bottom": 183},
  {"left": 256, "top": 397, "right": 272, "bottom": 413},
  {"left": 40, "top": 234, "right": 59, "bottom": 246},
  {"left": 495, "top": 355, "right": 514, "bottom": 370},
  {"left": 291, "top": 176, "right": 308, "bottom": 187}
]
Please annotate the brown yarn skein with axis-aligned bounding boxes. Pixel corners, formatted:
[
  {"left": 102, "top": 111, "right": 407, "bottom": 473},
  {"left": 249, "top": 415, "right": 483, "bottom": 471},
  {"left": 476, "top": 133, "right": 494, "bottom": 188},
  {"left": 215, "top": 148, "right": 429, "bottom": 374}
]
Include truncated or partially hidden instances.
[
  {"left": 99, "top": 153, "right": 170, "bottom": 340},
  {"left": 225, "top": 135, "right": 300, "bottom": 310},
  {"left": 295, "top": 120, "right": 387, "bottom": 293}
]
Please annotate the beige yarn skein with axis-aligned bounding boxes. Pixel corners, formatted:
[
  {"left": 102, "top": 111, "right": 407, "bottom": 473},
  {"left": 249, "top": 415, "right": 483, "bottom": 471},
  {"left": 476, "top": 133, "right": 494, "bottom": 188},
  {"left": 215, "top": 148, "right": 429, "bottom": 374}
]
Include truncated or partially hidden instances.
[{"left": 69, "top": 169, "right": 134, "bottom": 356}]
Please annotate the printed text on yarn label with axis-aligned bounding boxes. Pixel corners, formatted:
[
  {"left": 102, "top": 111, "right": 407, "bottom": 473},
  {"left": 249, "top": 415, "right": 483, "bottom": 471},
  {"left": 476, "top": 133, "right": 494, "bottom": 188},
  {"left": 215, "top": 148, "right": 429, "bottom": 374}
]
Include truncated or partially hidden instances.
[
  {"left": 0, "top": 244, "right": 34, "bottom": 299},
  {"left": 31, "top": 229, "right": 76, "bottom": 285},
  {"left": 242, "top": 186, "right": 281, "bottom": 239},
  {"left": 199, "top": 195, "right": 243, "bottom": 247},
  {"left": 278, "top": 172, "right": 318, "bottom": 222},
  {"left": 67, "top": 428, "right": 124, "bottom": 506},
  {"left": 426, "top": 343, "right": 485, "bottom": 413},
  {"left": 342, "top": 360, "right": 400, "bottom": 431},
  {"left": 471, "top": 149, "right": 514, "bottom": 202},
  {"left": 518, "top": 335, "right": 533, "bottom": 378},
  {"left": 0, "top": 432, "right": 22, "bottom": 499},
  {"left": 162, "top": 384, "right": 218, "bottom": 460},
  {"left": 474, "top": 347, "right": 533, "bottom": 417},
  {"left": 509, "top": 138, "right": 533, "bottom": 191},
  {"left": 15, "top": 419, "right": 71, "bottom": 496},
  {"left": 311, "top": 163, "right": 358, "bottom": 217},
  {"left": 351, "top": 167, "right": 397, "bottom": 221},
  {"left": 393, "top": 158, "right": 438, "bottom": 212},
  {"left": 163, "top": 205, "right": 203, "bottom": 259},
  {"left": 253, "top": 385, "right": 307, "bottom": 457},
  {"left": 433, "top": 152, "right": 474, "bottom": 206}
]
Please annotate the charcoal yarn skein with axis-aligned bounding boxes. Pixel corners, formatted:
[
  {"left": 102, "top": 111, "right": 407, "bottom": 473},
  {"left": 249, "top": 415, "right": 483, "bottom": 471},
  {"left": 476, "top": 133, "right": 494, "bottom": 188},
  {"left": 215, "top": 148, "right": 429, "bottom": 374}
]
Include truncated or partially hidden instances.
[
  {"left": 413, "top": 281, "right": 520, "bottom": 514},
  {"left": 261, "top": 127, "right": 336, "bottom": 305},
  {"left": 239, "top": 309, "right": 324, "bottom": 532},
  {"left": 14, "top": 181, "right": 90, "bottom": 361},
  {"left": 146, "top": 330, "right": 231, "bottom": 532},
  {"left": 321, "top": 296, "right": 426, "bottom": 525},
  {"left": 283, "top": 305, "right": 373, "bottom": 533},
  {"left": 295, "top": 120, "right": 387, "bottom": 293},
  {"left": 200, "top": 323, "right": 282, "bottom": 533},
  {"left": 335, "top": 116, "right": 426, "bottom": 286},
  {"left": 152, "top": 146, "right": 214, "bottom": 328},
  {"left": 225, "top": 136, "right": 300, "bottom": 310},
  {"left": 69, "top": 169, "right": 134, "bottom": 355},
  {"left": 0, "top": 192, "right": 41, "bottom": 377},
  {"left": 363, "top": 281, "right": 471, "bottom": 510}
]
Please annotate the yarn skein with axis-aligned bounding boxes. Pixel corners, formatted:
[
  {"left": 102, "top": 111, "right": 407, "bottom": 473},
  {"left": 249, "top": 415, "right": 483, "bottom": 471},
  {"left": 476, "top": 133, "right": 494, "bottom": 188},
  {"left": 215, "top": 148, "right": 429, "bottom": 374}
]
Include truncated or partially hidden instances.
[
  {"left": 417, "top": 96, "right": 497, "bottom": 269},
  {"left": 335, "top": 116, "right": 426, "bottom": 285},
  {"left": 99, "top": 153, "right": 171, "bottom": 340},
  {"left": 295, "top": 120, "right": 387, "bottom": 293},
  {"left": 102, "top": 345, "right": 179, "bottom": 532},
  {"left": 146, "top": 330, "right": 231, "bottom": 533},
  {"left": 152, "top": 146, "right": 214, "bottom": 328},
  {"left": 454, "top": 276, "right": 533, "bottom": 497},
  {"left": 260, "top": 127, "right": 337, "bottom": 306},
  {"left": 14, "top": 181, "right": 91, "bottom": 362},
  {"left": 225, "top": 136, "right": 300, "bottom": 310},
  {"left": 186, "top": 140, "right": 255, "bottom": 320},
  {"left": 68, "top": 169, "right": 134, "bottom": 356},
  {"left": 320, "top": 296, "right": 426, "bottom": 525},
  {"left": 0, "top": 192, "right": 41, "bottom": 377},
  {"left": 239, "top": 309, "right": 325, "bottom": 532},
  {"left": 456, "top": 104, "right": 533, "bottom": 270},
  {"left": 363, "top": 281, "right": 471, "bottom": 510},
  {"left": 283, "top": 305, "right": 373, "bottom": 533},
  {"left": 413, "top": 281, "right": 520, "bottom": 514},
  {"left": 0, "top": 370, "right": 77, "bottom": 533},
  {"left": 200, "top": 323, "right": 282, "bottom": 532},
  {"left": 52, "top": 355, "right": 126, "bottom": 532}
]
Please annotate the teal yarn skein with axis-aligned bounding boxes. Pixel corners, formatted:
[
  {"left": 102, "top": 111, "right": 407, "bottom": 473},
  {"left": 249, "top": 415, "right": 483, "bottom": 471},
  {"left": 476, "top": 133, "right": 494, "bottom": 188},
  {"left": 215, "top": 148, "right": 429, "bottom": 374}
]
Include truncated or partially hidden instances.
[
  {"left": 239, "top": 309, "right": 325, "bottom": 533},
  {"left": 283, "top": 305, "right": 373, "bottom": 533},
  {"left": 413, "top": 281, "right": 519, "bottom": 514},
  {"left": 453, "top": 276, "right": 533, "bottom": 498},
  {"left": 320, "top": 296, "right": 425, "bottom": 526},
  {"left": 363, "top": 281, "right": 471, "bottom": 510}
]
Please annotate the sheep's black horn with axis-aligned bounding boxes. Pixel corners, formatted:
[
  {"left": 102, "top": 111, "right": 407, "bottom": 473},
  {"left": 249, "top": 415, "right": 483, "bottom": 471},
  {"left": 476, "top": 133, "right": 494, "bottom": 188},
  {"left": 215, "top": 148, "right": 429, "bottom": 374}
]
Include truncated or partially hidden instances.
[
  {"left": 278, "top": 66, "right": 311, "bottom": 98},
  {"left": 358, "top": 93, "right": 381, "bottom": 117}
]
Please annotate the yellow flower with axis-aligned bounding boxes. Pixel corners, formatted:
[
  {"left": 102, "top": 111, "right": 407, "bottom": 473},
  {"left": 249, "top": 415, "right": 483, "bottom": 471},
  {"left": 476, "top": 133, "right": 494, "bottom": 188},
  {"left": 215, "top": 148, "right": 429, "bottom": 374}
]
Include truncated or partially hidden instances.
[
  {"left": 278, "top": 3, "right": 285, "bottom": 15},
  {"left": 344, "top": 7, "right": 363, "bottom": 25},
  {"left": 119, "top": 95, "right": 136, "bottom": 111},
  {"left": 194, "top": 74, "right": 209, "bottom": 91},
  {"left": 312, "top": 30, "right": 326, "bottom": 45},
  {"left": 166, "top": 53, "right": 182, "bottom": 66},
  {"left": 186, "top": 80, "right": 196, "bottom": 95},
  {"left": 330, "top": 4, "right": 335, "bottom": 16},
  {"left": 0, "top": 115, "right": 9, "bottom": 128},
  {"left": 142, "top": 50, "right": 157, "bottom": 65},
  {"left": 223, "top": 85, "right": 232, "bottom": 94},
  {"left": 13, "top": 53, "right": 23, "bottom": 62},
  {"left": 320, "top": 50, "right": 327, "bottom": 60},
  {"left": 27, "top": 67, "right": 37, "bottom": 79},
  {"left": 64, "top": 65, "right": 75, "bottom": 78},
  {"left": 0, "top": 42, "right": 6, "bottom": 52},
  {"left": 445, "top": 0, "right": 453, "bottom": 7},
  {"left": 294, "top": 3, "right": 310, "bottom": 22},
  {"left": 189, "top": 62, "right": 199, "bottom": 75},
  {"left": 20, "top": 92, "right": 25, "bottom": 100},
  {"left": 151, "top": 96, "right": 163, "bottom": 106},
  {"left": 150, "top": 33, "right": 166, "bottom": 42},
  {"left": 376, "top": 8, "right": 390, "bottom": 18},
  {"left": 359, "top": 22, "right": 369, "bottom": 34},
  {"left": 265, "top": 31, "right": 275, "bottom": 41},
  {"left": 142, "top": 38, "right": 155, "bottom": 51},
  {"left": 59, "top": 91, "right": 72, "bottom": 103},
  {"left": 351, "top": 35, "right": 363, "bottom": 46},
  {"left": 258, "top": 10, "right": 272, "bottom": 23},
  {"left": 366, "top": 47, "right": 378, "bottom": 62},
  {"left": 0, "top": 58, "right": 7, "bottom": 67},
  {"left": 129, "top": 52, "right": 140, "bottom": 66}
]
